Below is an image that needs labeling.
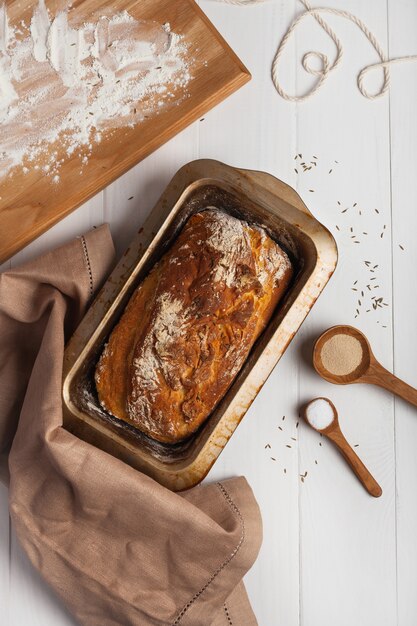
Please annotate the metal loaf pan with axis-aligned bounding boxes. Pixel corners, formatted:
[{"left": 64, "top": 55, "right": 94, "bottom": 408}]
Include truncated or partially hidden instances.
[{"left": 62, "top": 159, "right": 338, "bottom": 491}]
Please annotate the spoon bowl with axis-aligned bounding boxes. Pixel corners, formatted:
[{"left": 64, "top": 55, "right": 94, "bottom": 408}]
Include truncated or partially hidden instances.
[
  {"left": 301, "top": 396, "right": 338, "bottom": 433},
  {"left": 313, "top": 325, "right": 372, "bottom": 384}
]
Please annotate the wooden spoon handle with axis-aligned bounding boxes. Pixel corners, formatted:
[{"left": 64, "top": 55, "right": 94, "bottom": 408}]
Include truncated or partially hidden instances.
[
  {"left": 326, "top": 429, "right": 382, "bottom": 498},
  {"left": 372, "top": 365, "right": 417, "bottom": 409}
]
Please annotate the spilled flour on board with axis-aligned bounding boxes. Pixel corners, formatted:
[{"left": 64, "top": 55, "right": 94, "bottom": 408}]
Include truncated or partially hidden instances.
[{"left": 0, "top": 0, "right": 191, "bottom": 181}]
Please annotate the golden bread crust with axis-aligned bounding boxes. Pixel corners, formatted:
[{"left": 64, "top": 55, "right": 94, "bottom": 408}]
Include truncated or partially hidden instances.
[{"left": 95, "top": 208, "right": 293, "bottom": 443}]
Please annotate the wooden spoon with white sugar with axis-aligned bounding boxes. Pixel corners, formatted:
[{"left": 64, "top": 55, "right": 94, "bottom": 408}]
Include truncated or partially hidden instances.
[{"left": 302, "top": 397, "right": 382, "bottom": 498}]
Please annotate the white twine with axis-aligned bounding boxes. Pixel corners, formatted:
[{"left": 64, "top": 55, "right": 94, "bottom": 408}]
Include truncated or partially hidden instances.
[{"left": 212, "top": 0, "right": 417, "bottom": 101}]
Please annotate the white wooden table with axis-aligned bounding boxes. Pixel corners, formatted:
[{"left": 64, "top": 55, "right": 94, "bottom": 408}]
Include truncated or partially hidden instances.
[{"left": 2, "top": 1, "right": 417, "bottom": 624}]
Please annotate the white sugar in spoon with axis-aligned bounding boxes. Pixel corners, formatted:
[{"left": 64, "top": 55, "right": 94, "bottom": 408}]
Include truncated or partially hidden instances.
[{"left": 302, "top": 397, "right": 382, "bottom": 498}]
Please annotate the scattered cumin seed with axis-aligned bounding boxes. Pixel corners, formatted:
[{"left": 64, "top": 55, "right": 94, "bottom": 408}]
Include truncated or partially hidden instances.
[
  {"left": 335, "top": 225, "right": 340, "bottom": 231},
  {"left": 329, "top": 169, "right": 333, "bottom": 174},
  {"left": 286, "top": 445, "right": 292, "bottom": 449},
  {"left": 375, "top": 208, "right": 380, "bottom": 214},
  {"left": 271, "top": 457, "right": 276, "bottom": 461},
  {"left": 284, "top": 468, "right": 287, "bottom": 473},
  {"left": 399, "top": 244, "right": 404, "bottom": 250},
  {"left": 309, "top": 189, "right": 315, "bottom": 192},
  {"left": 354, "top": 444, "right": 359, "bottom": 448},
  {"left": 315, "top": 460, "right": 318, "bottom": 465},
  {"left": 128, "top": 196, "right": 134, "bottom": 200},
  {"left": 291, "top": 437, "right": 297, "bottom": 441},
  {"left": 278, "top": 426, "right": 283, "bottom": 431},
  {"left": 265, "top": 444, "right": 271, "bottom": 449},
  {"left": 294, "top": 168, "right": 298, "bottom": 174},
  {"left": 282, "top": 415, "right": 286, "bottom": 421},
  {"left": 296, "top": 421, "right": 299, "bottom": 428}
]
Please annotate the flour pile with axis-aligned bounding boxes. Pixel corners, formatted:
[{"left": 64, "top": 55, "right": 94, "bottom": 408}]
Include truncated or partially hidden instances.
[{"left": 0, "top": 1, "right": 191, "bottom": 181}]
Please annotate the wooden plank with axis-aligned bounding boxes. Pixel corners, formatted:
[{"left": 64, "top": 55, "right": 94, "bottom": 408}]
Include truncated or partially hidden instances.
[
  {"left": 0, "top": 0, "right": 250, "bottom": 263},
  {"left": 200, "top": 1, "right": 300, "bottom": 624},
  {"left": 388, "top": 1, "right": 417, "bottom": 623},
  {"left": 293, "top": 1, "right": 397, "bottom": 624}
]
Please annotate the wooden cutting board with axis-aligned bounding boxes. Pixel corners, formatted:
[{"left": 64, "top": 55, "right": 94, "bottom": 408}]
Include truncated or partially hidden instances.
[{"left": 0, "top": 0, "right": 250, "bottom": 263}]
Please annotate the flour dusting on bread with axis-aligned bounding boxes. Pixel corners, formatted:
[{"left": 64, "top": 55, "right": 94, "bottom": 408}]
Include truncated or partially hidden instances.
[
  {"left": 95, "top": 207, "right": 293, "bottom": 443},
  {"left": 131, "top": 294, "right": 188, "bottom": 392},
  {"left": 204, "top": 207, "right": 248, "bottom": 287},
  {"left": 204, "top": 207, "right": 291, "bottom": 287}
]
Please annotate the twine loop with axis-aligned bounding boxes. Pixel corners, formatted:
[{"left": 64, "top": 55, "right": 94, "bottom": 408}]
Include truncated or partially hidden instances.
[{"left": 214, "top": 0, "right": 417, "bottom": 102}]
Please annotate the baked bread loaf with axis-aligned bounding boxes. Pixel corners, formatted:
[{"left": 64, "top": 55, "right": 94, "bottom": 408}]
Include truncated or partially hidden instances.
[{"left": 95, "top": 208, "right": 293, "bottom": 443}]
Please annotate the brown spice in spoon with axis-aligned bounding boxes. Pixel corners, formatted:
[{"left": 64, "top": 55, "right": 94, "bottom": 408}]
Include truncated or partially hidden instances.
[{"left": 320, "top": 334, "right": 363, "bottom": 376}]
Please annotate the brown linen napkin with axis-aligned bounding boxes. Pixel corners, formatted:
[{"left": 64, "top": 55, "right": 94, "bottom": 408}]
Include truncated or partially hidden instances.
[{"left": 0, "top": 225, "right": 262, "bottom": 626}]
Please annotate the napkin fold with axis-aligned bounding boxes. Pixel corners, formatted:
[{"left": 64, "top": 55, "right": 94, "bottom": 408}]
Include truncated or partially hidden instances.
[{"left": 0, "top": 225, "right": 262, "bottom": 626}]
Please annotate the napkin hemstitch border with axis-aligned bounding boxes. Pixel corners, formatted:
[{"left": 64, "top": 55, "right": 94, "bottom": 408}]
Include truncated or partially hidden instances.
[{"left": 172, "top": 481, "right": 245, "bottom": 625}]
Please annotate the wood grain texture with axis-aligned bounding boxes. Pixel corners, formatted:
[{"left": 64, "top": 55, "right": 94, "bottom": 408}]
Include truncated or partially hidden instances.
[
  {"left": 0, "top": 0, "right": 250, "bottom": 263},
  {"left": 388, "top": 0, "right": 417, "bottom": 623},
  {"left": 2, "top": 0, "right": 417, "bottom": 624},
  {"left": 293, "top": 1, "right": 397, "bottom": 625}
]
